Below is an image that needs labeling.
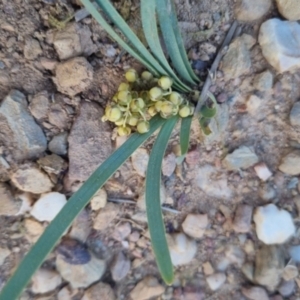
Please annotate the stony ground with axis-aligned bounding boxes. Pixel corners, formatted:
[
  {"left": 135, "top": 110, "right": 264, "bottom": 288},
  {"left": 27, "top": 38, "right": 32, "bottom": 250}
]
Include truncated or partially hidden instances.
[{"left": 0, "top": 0, "right": 300, "bottom": 299}]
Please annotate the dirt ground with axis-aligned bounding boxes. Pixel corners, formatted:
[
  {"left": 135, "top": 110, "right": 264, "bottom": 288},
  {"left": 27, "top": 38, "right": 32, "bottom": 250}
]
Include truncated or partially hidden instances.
[{"left": 0, "top": 0, "right": 300, "bottom": 299}]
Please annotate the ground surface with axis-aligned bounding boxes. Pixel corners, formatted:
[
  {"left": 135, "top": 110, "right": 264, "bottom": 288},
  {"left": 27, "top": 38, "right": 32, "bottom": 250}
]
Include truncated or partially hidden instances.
[{"left": 0, "top": 0, "right": 300, "bottom": 299}]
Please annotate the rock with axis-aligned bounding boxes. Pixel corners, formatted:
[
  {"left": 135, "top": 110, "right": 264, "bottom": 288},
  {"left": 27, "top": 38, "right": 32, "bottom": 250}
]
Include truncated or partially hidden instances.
[
  {"left": 0, "top": 156, "right": 10, "bottom": 182},
  {"left": 279, "top": 151, "right": 300, "bottom": 175},
  {"left": 259, "top": 183, "right": 276, "bottom": 201},
  {"left": 234, "top": 0, "right": 271, "bottom": 22},
  {"left": 48, "top": 132, "right": 68, "bottom": 156},
  {"left": 275, "top": 0, "right": 300, "bottom": 21},
  {"left": 24, "top": 218, "right": 45, "bottom": 243},
  {"left": 202, "top": 261, "right": 214, "bottom": 275},
  {"left": 162, "top": 153, "right": 177, "bottom": 177},
  {"left": 129, "top": 276, "right": 165, "bottom": 300},
  {"left": 246, "top": 95, "right": 262, "bottom": 115},
  {"left": 254, "top": 245, "right": 285, "bottom": 291},
  {"left": 131, "top": 148, "right": 149, "bottom": 177},
  {"left": 53, "top": 23, "right": 96, "bottom": 60},
  {"left": 254, "top": 204, "right": 295, "bottom": 244},
  {"left": 259, "top": 19, "right": 300, "bottom": 73},
  {"left": 48, "top": 103, "right": 69, "bottom": 130},
  {"left": 242, "top": 263, "right": 255, "bottom": 281},
  {"left": 53, "top": 57, "right": 93, "bottom": 97},
  {"left": 278, "top": 280, "right": 295, "bottom": 297},
  {"left": 30, "top": 192, "right": 67, "bottom": 222},
  {"left": 195, "top": 165, "right": 232, "bottom": 199},
  {"left": 206, "top": 273, "right": 226, "bottom": 291},
  {"left": 24, "top": 38, "right": 42, "bottom": 60},
  {"left": 253, "top": 70, "right": 273, "bottom": 92},
  {"left": 37, "top": 154, "right": 66, "bottom": 176},
  {"left": 232, "top": 204, "right": 253, "bottom": 233},
  {"left": 0, "top": 247, "right": 10, "bottom": 266},
  {"left": 0, "top": 90, "right": 47, "bottom": 160},
  {"left": 112, "top": 222, "right": 131, "bottom": 241},
  {"left": 167, "top": 233, "right": 197, "bottom": 266},
  {"left": 242, "top": 286, "right": 269, "bottom": 300},
  {"left": 221, "top": 34, "right": 255, "bottom": 80},
  {"left": 31, "top": 269, "right": 62, "bottom": 294},
  {"left": 225, "top": 246, "right": 245, "bottom": 267},
  {"left": 69, "top": 209, "right": 91, "bottom": 243},
  {"left": 29, "top": 91, "right": 50, "bottom": 121},
  {"left": 82, "top": 282, "right": 116, "bottom": 300},
  {"left": 110, "top": 251, "right": 130, "bottom": 282},
  {"left": 288, "top": 245, "right": 300, "bottom": 262},
  {"left": 282, "top": 265, "right": 298, "bottom": 281},
  {"left": 93, "top": 203, "right": 119, "bottom": 231},
  {"left": 91, "top": 188, "right": 107, "bottom": 211},
  {"left": 254, "top": 163, "right": 272, "bottom": 181},
  {"left": 68, "top": 101, "right": 112, "bottom": 183},
  {"left": 290, "top": 102, "right": 300, "bottom": 127},
  {"left": 223, "top": 146, "right": 259, "bottom": 170},
  {"left": 181, "top": 214, "right": 208, "bottom": 239},
  {"left": 56, "top": 239, "right": 106, "bottom": 288},
  {"left": 11, "top": 166, "right": 53, "bottom": 194},
  {"left": 40, "top": 57, "right": 57, "bottom": 71},
  {"left": 0, "top": 183, "right": 22, "bottom": 216}
]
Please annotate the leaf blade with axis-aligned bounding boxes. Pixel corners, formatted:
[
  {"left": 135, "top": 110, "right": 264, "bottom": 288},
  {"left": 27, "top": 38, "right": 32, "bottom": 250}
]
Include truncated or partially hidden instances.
[
  {"left": 146, "top": 116, "right": 178, "bottom": 284},
  {"left": 179, "top": 116, "right": 192, "bottom": 161},
  {"left": 0, "top": 115, "right": 166, "bottom": 300}
]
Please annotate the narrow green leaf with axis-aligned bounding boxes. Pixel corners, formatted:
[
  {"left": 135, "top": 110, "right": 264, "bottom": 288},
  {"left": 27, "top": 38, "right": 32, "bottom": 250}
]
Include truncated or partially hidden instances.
[
  {"left": 155, "top": 0, "right": 197, "bottom": 85},
  {"left": 179, "top": 116, "right": 192, "bottom": 162},
  {"left": 140, "top": 0, "right": 190, "bottom": 93},
  {"left": 0, "top": 115, "right": 166, "bottom": 300},
  {"left": 146, "top": 116, "right": 178, "bottom": 285},
  {"left": 80, "top": 0, "right": 159, "bottom": 75},
  {"left": 169, "top": 0, "right": 199, "bottom": 82},
  {"left": 200, "top": 91, "right": 217, "bottom": 118},
  {"left": 199, "top": 117, "right": 212, "bottom": 135}
]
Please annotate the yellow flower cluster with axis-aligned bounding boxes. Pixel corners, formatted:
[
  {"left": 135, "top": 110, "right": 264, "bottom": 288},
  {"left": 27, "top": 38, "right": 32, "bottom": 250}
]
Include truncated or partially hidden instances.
[{"left": 102, "top": 69, "right": 194, "bottom": 136}]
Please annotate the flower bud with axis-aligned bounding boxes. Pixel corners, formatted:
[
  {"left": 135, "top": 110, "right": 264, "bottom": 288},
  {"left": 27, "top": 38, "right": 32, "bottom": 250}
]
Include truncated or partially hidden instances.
[
  {"left": 179, "top": 105, "right": 190, "bottom": 118},
  {"left": 169, "top": 92, "right": 183, "bottom": 105},
  {"left": 154, "top": 100, "right": 164, "bottom": 112},
  {"left": 148, "top": 106, "right": 157, "bottom": 117},
  {"left": 137, "top": 121, "right": 150, "bottom": 134},
  {"left": 125, "top": 68, "right": 138, "bottom": 82},
  {"left": 160, "top": 102, "right": 178, "bottom": 118},
  {"left": 108, "top": 106, "right": 122, "bottom": 122},
  {"left": 127, "top": 115, "right": 139, "bottom": 126},
  {"left": 117, "top": 91, "right": 132, "bottom": 104},
  {"left": 158, "top": 76, "right": 173, "bottom": 90},
  {"left": 118, "top": 82, "right": 130, "bottom": 92},
  {"left": 130, "top": 98, "right": 145, "bottom": 112},
  {"left": 141, "top": 71, "right": 153, "bottom": 81},
  {"left": 117, "top": 126, "right": 131, "bottom": 136},
  {"left": 149, "top": 87, "right": 163, "bottom": 101}
]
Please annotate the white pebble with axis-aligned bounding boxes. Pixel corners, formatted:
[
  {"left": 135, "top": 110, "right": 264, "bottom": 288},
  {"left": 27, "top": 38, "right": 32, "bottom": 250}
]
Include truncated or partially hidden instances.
[
  {"left": 206, "top": 273, "right": 226, "bottom": 291},
  {"left": 254, "top": 162, "right": 272, "bottom": 181}
]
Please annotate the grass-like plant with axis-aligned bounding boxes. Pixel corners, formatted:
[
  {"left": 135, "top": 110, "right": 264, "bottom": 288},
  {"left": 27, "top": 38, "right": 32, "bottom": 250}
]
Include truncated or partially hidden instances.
[{"left": 0, "top": 0, "right": 217, "bottom": 299}]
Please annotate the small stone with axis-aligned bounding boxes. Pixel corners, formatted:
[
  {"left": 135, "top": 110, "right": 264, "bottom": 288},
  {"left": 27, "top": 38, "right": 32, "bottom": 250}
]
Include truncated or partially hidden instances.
[
  {"left": 48, "top": 132, "right": 68, "bottom": 156},
  {"left": 69, "top": 209, "right": 91, "bottom": 243},
  {"left": 242, "top": 263, "right": 255, "bottom": 281},
  {"left": 225, "top": 246, "right": 245, "bottom": 267},
  {"left": 30, "top": 192, "right": 67, "bottom": 222},
  {"left": 131, "top": 148, "right": 149, "bottom": 177},
  {"left": 11, "top": 166, "right": 54, "bottom": 194},
  {"left": 82, "top": 282, "right": 116, "bottom": 300},
  {"left": 246, "top": 95, "right": 262, "bottom": 114},
  {"left": 206, "top": 273, "right": 226, "bottom": 291},
  {"left": 40, "top": 57, "right": 57, "bottom": 71},
  {"left": 253, "top": 70, "right": 273, "bottom": 92},
  {"left": 31, "top": 269, "right": 62, "bottom": 294},
  {"left": 282, "top": 265, "right": 298, "bottom": 281},
  {"left": 0, "top": 183, "right": 22, "bottom": 216},
  {"left": 24, "top": 218, "right": 44, "bottom": 243},
  {"left": 129, "top": 276, "right": 165, "bottom": 300},
  {"left": 254, "top": 163, "right": 272, "bottom": 181},
  {"left": 162, "top": 153, "right": 177, "bottom": 177},
  {"left": 29, "top": 91, "right": 50, "bottom": 121},
  {"left": 254, "top": 245, "right": 285, "bottom": 291},
  {"left": 259, "top": 19, "right": 300, "bottom": 73},
  {"left": 278, "top": 280, "right": 295, "bottom": 297},
  {"left": 112, "top": 222, "right": 131, "bottom": 241},
  {"left": 275, "top": 0, "right": 300, "bottom": 21},
  {"left": 167, "top": 233, "right": 197, "bottom": 266},
  {"left": 242, "top": 286, "right": 269, "bottom": 300},
  {"left": 37, "top": 154, "right": 66, "bottom": 175},
  {"left": 110, "top": 252, "right": 130, "bottom": 282},
  {"left": 53, "top": 57, "right": 93, "bottom": 97},
  {"left": 232, "top": 204, "right": 253, "bottom": 233},
  {"left": 0, "top": 247, "right": 10, "bottom": 266},
  {"left": 235, "top": 0, "right": 271, "bottom": 22},
  {"left": 181, "top": 214, "right": 208, "bottom": 239},
  {"left": 93, "top": 203, "right": 119, "bottom": 231},
  {"left": 254, "top": 204, "right": 295, "bottom": 244},
  {"left": 24, "top": 38, "right": 42, "bottom": 60},
  {"left": 91, "top": 188, "right": 107, "bottom": 211},
  {"left": 48, "top": 103, "right": 69, "bottom": 130},
  {"left": 202, "top": 261, "right": 214, "bottom": 275},
  {"left": 259, "top": 184, "right": 276, "bottom": 201},
  {"left": 288, "top": 245, "right": 300, "bottom": 262},
  {"left": 279, "top": 150, "right": 300, "bottom": 175},
  {"left": 290, "top": 102, "right": 300, "bottom": 127},
  {"left": 223, "top": 146, "right": 259, "bottom": 171}
]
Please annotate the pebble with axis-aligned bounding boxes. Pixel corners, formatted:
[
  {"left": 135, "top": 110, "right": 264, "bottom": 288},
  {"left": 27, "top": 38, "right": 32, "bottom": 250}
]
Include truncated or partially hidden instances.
[
  {"left": 131, "top": 148, "right": 149, "bottom": 177},
  {"left": 182, "top": 214, "right": 208, "bottom": 239},
  {"left": 206, "top": 273, "right": 226, "bottom": 291},
  {"left": 223, "top": 146, "right": 259, "bottom": 171},
  {"left": 82, "top": 282, "right": 116, "bottom": 300},
  {"left": 162, "top": 153, "right": 177, "bottom": 177},
  {"left": 242, "top": 286, "right": 269, "bottom": 300},
  {"left": 0, "top": 183, "right": 22, "bottom": 216},
  {"left": 232, "top": 204, "right": 253, "bottom": 233},
  {"left": 110, "top": 251, "right": 131, "bottom": 281},
  {"left": 48, "top": 132, "right": 68, "bottom": 156},
  {"left": 0, "top": 247, "right": 10, "bottom": 266},
  {"left": 225, "top": 246, "right": 245, "bottom": 267},
  {"left": 246, "top": 95, "right": 262, "bottom": 115},
  {"left": 259, "top": 183, "right": 276, "bottom": 201},
  {"left": 29, "top": 91, "right": 50, "bottom": 121},
  {"left": 234, "top": 0, "right": 271, "bottom": 21},
  {"left": 129, "top": 276, "right": 165, "bottom": 300},
  {"left": 253, "top": 70, "right": 274, "bottom": 92},
  {"left": 90, "top": 188, "right": 107, "bottom": 211},
  {"left": 53, "top": 57, "right": 93, "bottom": 97},
  {"left": 30, "top": 192, "right": 67, "bottom": 222},
  {"left": 11, "top": 166, "right": 54, "bottom": 194},
  {"left": 289, "top": 102, "right": 300, "bottom": 127},
  {"left": 24, "top": 218, "right": 45, "bottom": 243},
  {"left": 24, "top": 38, "right": 42, "bottom": 60},
  {"left": 254, "top": 163, "right": 273, "bottom": 181},
  {"left": 69, "top": 209, "right": 91, "bottom": 243},
  {"left": 254, "top": 245, "right": 285, "bottom": 291},
  {"left": 279, "top": 150, "right": 300, "bottom": 175},
  {"left": 282, "top": 265, "right": 298, "bottom": 281},
  {"left": 112, "top": 222, "right": 131, "bottom": 241},
  {"left": 254, "top": 204, "right": 295, "bottom": 244},
  {"left": 259, "top": 19, "right": 300, "bottom": 73},
  {"left": 167, "top": 233, "right": 197, "bottom": 266},
  {"left": 288, "top": 245, "right": 300, "bottom": 262},
  {"left": 278, "top": 280, "right": 295, "bottom": 297},
  {"left": 37, "top": 154, "right": 66, "bottom": 175},
  {"left": 202, "top": 261, "right": 214, "bottom": 275},
  {"left": 275, "top": 0, "right": 300, "bottom": 21},
  {"left": 31, "top": 269, "right": 62, "bottom": 294},
  {"left": 93, "top": 203, "right": 119, "bottom": 231}
]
